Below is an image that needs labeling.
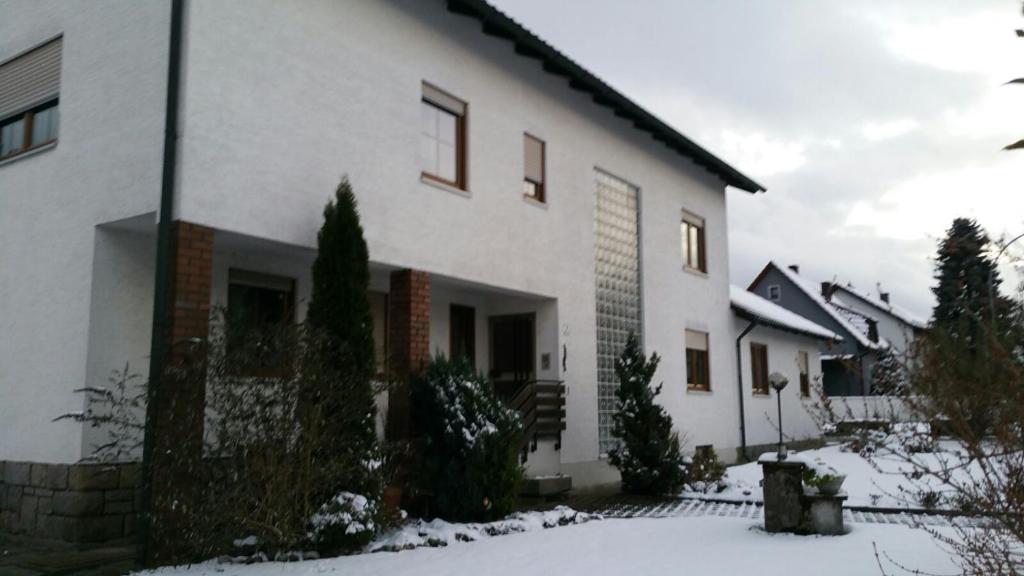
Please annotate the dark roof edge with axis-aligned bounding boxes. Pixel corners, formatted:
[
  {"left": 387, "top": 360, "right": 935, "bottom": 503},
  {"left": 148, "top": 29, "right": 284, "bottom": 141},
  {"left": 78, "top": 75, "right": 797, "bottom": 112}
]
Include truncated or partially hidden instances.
[
  {"left": 731, "top": 305, "right": 843, "bottom": 342},
  {"left": 446, "top": 0, "right": 766, "bottom": 194}
]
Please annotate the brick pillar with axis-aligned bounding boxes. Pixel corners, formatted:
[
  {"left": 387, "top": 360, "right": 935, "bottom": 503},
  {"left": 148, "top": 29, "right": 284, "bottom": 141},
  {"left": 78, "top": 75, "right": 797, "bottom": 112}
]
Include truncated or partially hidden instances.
[
  {"left": 387, "top": 269, "right": 430, "bottom": 439},
  {"left": 167, "top": 221, "right": 213, "bottom": 363},
  {"left": 148, "top": 221, "right": 213, "bottom": 564}
]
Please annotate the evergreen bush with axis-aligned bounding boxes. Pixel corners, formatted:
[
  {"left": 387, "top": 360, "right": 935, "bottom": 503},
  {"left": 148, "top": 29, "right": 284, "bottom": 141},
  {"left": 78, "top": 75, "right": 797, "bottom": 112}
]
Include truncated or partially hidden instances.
[
  {"left": 607, "top": 333, "right": 687, "bottom": 495},
  {"left": 411, "top": 356, "right": 524, "bottom": 521}
]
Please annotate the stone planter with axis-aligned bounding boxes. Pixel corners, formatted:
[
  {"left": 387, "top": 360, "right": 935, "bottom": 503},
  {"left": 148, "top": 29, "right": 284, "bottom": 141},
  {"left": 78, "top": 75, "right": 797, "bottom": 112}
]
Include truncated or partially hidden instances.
[{"left": 816, "top": 475, "right": 846, "bottom": 496}]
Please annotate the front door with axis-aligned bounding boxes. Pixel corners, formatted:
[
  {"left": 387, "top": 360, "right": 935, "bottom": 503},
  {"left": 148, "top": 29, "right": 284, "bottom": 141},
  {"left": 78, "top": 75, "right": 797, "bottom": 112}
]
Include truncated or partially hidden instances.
[{"left": 489, "top": 314, "right": 535, "bottom": 399}]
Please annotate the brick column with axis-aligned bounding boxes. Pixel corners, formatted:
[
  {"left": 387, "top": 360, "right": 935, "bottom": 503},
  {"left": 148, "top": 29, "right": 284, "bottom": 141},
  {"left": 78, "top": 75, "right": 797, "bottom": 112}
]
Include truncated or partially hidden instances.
[
  {"left": 167, "top": 221, "right": 213, "bottom": 362},
  {"left": 387, "top": 269, "right": 430, "bottom": 439},
  {"left": 148, "top": 220, "right": 213, "bottom": 564}
]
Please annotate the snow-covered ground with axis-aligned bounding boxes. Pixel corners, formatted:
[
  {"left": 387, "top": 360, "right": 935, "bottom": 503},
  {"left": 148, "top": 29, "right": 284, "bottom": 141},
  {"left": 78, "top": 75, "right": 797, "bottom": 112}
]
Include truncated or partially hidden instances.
[
  {"left": 684, "top": 441, "right": 968, "bottom": 509},
  {"left": 142, "top": 515, "right": 957, "bottom": 576}
]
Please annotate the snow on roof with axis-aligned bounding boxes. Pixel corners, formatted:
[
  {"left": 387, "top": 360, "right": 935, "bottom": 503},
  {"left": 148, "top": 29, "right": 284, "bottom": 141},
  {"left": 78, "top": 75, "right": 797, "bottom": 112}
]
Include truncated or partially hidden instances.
[
  {"left": 834, "top": 284, "right": 929, "bottom": 329},
  {"left": 771, "top": 263, "right": 882, "bottom": 349},
  {"left": 730, "top": 285, "right": 843, "bottom": 342},
  {"left": 831, "top": 304, "right": 889, "bottom": 349}
]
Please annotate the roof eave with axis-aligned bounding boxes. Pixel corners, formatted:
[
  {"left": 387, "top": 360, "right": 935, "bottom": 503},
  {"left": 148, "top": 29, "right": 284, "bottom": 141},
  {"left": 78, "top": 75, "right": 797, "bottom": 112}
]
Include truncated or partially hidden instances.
[
  {"left": 446, "top": 0, "right": 766, "bottom": 194},
  {"left": 732, "top": 305, "right": 844, "bottom": 343}
]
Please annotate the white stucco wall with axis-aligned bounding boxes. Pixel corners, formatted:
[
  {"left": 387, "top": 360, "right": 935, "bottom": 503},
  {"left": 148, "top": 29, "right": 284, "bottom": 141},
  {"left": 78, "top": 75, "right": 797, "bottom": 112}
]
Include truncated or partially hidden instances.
[
  {"left": 0, "top": 1, "right": 169, "bottom": 463},
  {"left": 173, "top": 0, "right": 742, "bottom": 480},
  {"left": 734, "top": 320, "right": 824, "bottom": 452}
]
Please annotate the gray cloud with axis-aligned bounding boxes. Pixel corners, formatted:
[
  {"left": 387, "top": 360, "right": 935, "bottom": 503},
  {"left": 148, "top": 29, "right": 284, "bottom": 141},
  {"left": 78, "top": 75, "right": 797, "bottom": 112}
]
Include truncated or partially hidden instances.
[{"left": 490, "top": 0, "right": 1024, "bottom": 318}]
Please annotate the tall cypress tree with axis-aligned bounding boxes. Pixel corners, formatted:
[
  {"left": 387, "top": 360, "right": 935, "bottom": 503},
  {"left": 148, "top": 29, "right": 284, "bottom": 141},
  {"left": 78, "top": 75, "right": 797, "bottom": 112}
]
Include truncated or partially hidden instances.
[
  {"left": 931, "top": 218, "right": 1003, "bottom": 329},
  {"left": 607, "top": 333, "right": 686, "bottom": 495},
  {"left": 305, "top": 177, "right": 378, "bottom": 493}
]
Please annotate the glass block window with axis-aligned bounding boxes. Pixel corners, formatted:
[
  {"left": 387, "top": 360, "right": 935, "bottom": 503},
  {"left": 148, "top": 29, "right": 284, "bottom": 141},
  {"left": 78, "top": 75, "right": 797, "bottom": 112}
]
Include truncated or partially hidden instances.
[{"left": 594, "top": 170, "right": 642, "bottom": 454}]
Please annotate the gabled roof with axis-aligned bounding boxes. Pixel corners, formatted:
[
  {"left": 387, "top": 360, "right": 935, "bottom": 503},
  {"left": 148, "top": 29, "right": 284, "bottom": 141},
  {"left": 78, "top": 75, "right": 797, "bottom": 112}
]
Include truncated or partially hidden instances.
[
  {"left": 445, "top": 0, "right": 766, "bottom": 194},
  {"left": 730, "top": 286, "right": 843, "bottom": 342},
  {"left": 751, "top": 262, "right": 884, "bottom": 350},
  {"left": 832, "top": 283, "right": 929, "bottom": 330}
]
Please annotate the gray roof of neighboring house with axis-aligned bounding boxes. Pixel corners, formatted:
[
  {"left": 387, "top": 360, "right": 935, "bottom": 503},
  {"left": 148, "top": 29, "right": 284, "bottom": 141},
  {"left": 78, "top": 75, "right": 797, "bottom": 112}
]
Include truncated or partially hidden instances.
[
  {"left": 730, "top": 285, "right": 843, "bottom": 342},
  {"left": 445, "top": 0, "right": 766, "bottom": 194},
  {"left": 832, "top": 283, "right": 929, "bottom": 330},
  {"left": 769, "top": 263, "right": 885, "bottom": 350}
]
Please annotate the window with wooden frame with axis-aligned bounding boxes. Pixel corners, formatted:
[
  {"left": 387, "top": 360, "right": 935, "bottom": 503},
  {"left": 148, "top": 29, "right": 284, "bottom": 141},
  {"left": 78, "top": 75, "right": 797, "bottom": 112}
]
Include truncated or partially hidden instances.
[
  {"left": 450, "top": 304, "right": 476, "bottom": 368},
  {"left": 798, "top": 350, "right": 810, "bottom": 397},
  {"left": 0, "top": 37, "right": 62, "bottom": 162},
  {"left": 523, "top": 133, "right": 545, "bottom": 202},
  {"left": 370, "top": 292, "right": 389, "bottom": 376},
  {"left": 681, "top": 212, "right": 707, "bottom": 273},
  {"left": 227, "top": 270, "right": 296, "bottom": 376},
  {"left": 420, "top": 83, "right": 466, "bottom": 189},
  {"left": 686, "top": 329, "right": 710, "bottom": 390},
  {"left": 751, "top": 342, "right": 769, "bottom": 395}
]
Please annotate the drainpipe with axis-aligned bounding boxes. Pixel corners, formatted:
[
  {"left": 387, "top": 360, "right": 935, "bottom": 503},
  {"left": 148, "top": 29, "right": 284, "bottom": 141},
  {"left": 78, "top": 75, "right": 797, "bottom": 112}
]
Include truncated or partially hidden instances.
[
  {"left": 735, "top": 320, "right": 757, "bottom": 462},
  {"left": 139, "top": 0, "right": 185, "bottom": 564}
]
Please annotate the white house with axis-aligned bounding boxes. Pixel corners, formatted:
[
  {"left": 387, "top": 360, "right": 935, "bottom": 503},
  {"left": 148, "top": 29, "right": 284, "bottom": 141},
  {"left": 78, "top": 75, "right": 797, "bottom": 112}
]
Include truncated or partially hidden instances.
[
  {"left": 0, "top": 0, "right": 839, "bottom": 542},
  {"left": 730, "top": 287, "right": 842, "bottom": 455}
]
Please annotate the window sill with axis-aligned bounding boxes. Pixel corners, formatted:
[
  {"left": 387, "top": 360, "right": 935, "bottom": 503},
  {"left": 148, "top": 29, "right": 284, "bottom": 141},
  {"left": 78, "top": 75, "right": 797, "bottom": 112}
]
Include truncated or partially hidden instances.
[
  {"left": 522, "top": 194, "right": 548, "bottom": 209},
  {"left": 686, "top": 386, "right": 712, "bottom": 394},
  {"left": 421, "top": 174, "right": 471, "bottom": 198},
  {"left": 683, "top": 266, "right": 708, "bottom": 279},
  {"left": 752, "top": 391, "right": 771, "bottom": 397},
  {"left": 0, "top": 140, "right": 57, "bottom": 168}
]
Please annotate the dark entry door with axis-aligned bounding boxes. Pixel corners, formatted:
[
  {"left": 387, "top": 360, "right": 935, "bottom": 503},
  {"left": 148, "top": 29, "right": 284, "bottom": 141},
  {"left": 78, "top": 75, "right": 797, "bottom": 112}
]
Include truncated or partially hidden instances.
[{"left": 489, "top": 314, "right": 535, "bottom": 398}]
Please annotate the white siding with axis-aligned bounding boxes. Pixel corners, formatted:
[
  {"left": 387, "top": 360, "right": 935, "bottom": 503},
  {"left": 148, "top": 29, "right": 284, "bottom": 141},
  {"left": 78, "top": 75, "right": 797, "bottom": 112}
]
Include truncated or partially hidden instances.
[{"left": 0, "top": 1, "right": 170, "bottom": 463}]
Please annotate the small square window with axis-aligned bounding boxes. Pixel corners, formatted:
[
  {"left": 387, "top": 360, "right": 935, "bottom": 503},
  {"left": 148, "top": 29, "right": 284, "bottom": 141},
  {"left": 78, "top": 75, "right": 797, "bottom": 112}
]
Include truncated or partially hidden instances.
[
  {"left": 681, "top": 213, "right": 706, "bottom": 273},
  {"left": 768, "top": 284, "right": 781, "bottom": 301}
]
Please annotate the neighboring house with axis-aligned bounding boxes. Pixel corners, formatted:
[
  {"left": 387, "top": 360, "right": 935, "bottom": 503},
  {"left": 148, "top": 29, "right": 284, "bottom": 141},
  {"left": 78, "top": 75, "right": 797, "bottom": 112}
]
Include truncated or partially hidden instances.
[
  {"left": 730, "top": 287, "right": 842, "bottom": 456},
  {"left": 0, "top": 0, "right": 771, "bottom": 542},
  {"left": 748, "top": 263, "right": 888, "bottom": 396},
  {"left": 826, "top": 282, "right": 927, "bottom": 357}
]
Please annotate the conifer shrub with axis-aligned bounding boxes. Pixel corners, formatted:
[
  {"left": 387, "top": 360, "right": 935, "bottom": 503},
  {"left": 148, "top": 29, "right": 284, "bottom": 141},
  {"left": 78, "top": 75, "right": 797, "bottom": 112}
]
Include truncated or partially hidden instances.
[
  {"left": 607, "top": 333, "right": 687, "bottom": 495},
  {"left": 411, "top": 356, "right": 524, "bottom": 521}
]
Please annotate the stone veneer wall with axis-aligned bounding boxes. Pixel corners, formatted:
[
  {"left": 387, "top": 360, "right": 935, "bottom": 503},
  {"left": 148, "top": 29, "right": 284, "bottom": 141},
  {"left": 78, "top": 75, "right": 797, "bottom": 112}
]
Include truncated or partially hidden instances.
[{"left": 0, "top": 460, "right": 139, "bottom": 543}]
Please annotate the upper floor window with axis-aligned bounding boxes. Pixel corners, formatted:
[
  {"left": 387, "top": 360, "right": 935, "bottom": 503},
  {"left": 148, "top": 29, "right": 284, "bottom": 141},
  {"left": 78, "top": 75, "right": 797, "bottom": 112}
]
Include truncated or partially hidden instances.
[
  {"left": 420, "top": 83, "right": 466, "bottom": 189},
  {"left": 0, "top": 37, "right": 62, "bottom": 162},
  {"left": 768, "top": 284, "right": 781, "bottom": 301},
  {"left": 681, "top": 212, "right": 706, "bottom": 273},
  {"left": 751, "top": 342, "right": 769, "bottom": 395},
  {"left": 523, "top": 133, "right": 545, "bottom": 202},
  {"left": 686, "top": 329, "right": 710, "bottom": 391}
]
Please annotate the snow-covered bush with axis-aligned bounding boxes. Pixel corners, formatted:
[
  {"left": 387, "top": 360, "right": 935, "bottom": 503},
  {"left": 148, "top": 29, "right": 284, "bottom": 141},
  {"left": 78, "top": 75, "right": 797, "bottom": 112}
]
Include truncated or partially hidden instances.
[
  {"left": 411, "top": 356, "right": 524, "bottom": 522},
  {"left": 607, "top": 333, "right": 687, "bottom": 495},
  {"left": 684, "top": 446, "right": 724, "bottom": 491},
  {"left": 309, "top": 492, "right": 379, "bottom": 554}
]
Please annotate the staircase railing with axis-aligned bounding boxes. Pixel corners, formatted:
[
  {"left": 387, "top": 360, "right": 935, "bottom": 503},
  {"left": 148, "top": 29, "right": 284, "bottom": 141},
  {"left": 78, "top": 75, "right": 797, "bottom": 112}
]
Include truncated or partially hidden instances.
[{"left": 507, "top": 379, "right": 565, "bottom": 456}]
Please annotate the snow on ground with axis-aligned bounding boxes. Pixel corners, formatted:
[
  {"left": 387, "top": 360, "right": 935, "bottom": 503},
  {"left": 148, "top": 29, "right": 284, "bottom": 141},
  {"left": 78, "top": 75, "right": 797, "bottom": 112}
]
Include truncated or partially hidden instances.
[
  {"left": 684, "top": 441, "right": 968, "bottom": 509},
  {"left": 142, "top": 515, "right": 957, "bottom": 576}
]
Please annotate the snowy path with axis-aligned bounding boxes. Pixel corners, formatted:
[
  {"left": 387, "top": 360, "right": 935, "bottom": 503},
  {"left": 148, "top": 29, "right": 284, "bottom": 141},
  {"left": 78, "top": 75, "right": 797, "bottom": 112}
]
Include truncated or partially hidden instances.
[
  {"left": 144, "top": 515, "right": 959, "bottom": 576},
  {"left": 589, "top": 498, "right": 966, "bottom": 527}
]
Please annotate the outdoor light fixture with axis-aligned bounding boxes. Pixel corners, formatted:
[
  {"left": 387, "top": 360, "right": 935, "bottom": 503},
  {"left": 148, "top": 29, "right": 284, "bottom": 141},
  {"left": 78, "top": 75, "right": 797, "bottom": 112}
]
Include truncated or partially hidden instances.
[{"left": 769, "top": 372, "right": 789, "bottom": 460}]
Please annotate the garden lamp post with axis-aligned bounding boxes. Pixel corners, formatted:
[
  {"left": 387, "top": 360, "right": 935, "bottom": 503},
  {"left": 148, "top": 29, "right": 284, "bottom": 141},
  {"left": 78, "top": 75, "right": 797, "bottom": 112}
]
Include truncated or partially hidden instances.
[{"left": 769, "top": 372, "right": 789, "bottom": 460}]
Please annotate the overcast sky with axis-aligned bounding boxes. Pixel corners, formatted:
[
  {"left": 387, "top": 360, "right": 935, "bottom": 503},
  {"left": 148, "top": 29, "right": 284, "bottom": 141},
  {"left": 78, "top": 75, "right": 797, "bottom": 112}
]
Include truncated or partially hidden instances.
[{"left": 489, "top": 0, "right": 1024, "bottom": 318}]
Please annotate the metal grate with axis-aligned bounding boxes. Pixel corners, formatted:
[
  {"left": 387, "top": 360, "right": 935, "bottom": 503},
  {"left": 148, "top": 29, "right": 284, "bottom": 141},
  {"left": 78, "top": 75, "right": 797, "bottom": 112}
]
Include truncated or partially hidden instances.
[{"left": 593, "top": 170, "right": 642, "bottom": 454}]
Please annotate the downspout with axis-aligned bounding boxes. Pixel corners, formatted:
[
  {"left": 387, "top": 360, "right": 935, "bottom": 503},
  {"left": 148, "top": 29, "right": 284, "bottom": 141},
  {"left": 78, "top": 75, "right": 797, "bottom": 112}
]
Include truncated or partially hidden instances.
[
  {"left": 139, "top": 0, "right": 185, "bottom": 564},
  {"left": 735, "top": 320, "right": 757, "bottom": 462}
]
